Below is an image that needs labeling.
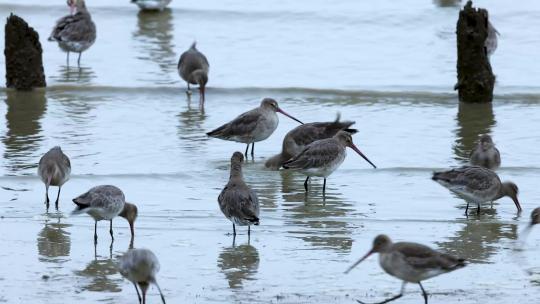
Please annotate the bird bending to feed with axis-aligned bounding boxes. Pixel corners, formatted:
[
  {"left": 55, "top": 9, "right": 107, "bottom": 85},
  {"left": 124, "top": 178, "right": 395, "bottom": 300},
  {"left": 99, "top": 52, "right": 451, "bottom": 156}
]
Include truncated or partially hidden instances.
[
  {"left": 218, "top": 152, "right": 260, "bottom": 238},
  {"left": 131, "top": 0, "right": 171, "bottom": 11},
  {"left": 119, "top": 248, "right": 166, "bottom": 304},
  {"left": 469, "top": 134, "right": 500, "bottom": 170},
  {"left": 432, "top": 166, "right": 521, "bottom": 215},
  {"left": 486, "top": 20, "right": 499, "bottom": 57},
  {"left": 49, "top": 0, "right": 96, "bottom": 67},
  {"left": 282, "top": 131, "right": 376, "bottom": 194},
  {"left": 345, "top": 234, "right": 465, "bottom": 304},
  {"left": 207, "top": 98, "right": 303, "bottom": 157},
  {"left": 72, "top": 185, "right": 138, "bottom": 245},
  {"left": 178, "top": 42, "right": 209, "bottom": 103},
  {"left": 38, "top": 146, "right": 71, "bottom": 210},
  {"left": 265, "top": 113, "right": 357, "bottom": 170}
]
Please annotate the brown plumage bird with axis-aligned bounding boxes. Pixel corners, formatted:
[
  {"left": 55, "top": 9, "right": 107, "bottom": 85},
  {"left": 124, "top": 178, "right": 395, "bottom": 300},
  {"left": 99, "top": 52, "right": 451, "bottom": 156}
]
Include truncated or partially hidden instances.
[
  {"left": 345, "top": 234, "right": 466, "bottom": 304},
  {"left": 38, "top": 146, "right": 71, "bottom": 210},
  {"left": 49, "top": 0, "right": 96, "bottom": 66},
  {"left": 218, "top": 152, "right": 260, "bottom": 238},
  {"left": 265, "top": 114, "right": 357, "bottom": 170},
  {"left": 178, "top": 42, "right": 209, "bottom": 103}
]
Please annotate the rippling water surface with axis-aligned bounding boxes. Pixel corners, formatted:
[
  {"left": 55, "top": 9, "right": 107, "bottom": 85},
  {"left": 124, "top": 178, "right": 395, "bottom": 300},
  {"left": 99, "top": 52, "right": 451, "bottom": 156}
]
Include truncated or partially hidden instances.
[{"left": 1, "top": 0, "right": 540, "bottom": 303}]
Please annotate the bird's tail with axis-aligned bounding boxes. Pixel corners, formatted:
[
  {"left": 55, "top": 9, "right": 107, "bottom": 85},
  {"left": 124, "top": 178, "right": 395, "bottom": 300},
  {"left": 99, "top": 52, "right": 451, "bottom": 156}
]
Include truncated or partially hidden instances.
[
  {"left": 190, "top": 41, "right": 197, "bottom": 49},
  {"left": 247, "top": 216, "right": 260, "bottom": 226},
  {"left": 71, "top": 198, "right": 89, "bottom": 215}
]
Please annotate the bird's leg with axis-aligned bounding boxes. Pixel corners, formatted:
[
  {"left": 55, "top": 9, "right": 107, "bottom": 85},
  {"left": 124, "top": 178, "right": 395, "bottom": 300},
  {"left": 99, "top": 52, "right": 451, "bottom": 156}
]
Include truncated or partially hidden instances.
[
  {"left": 356, "top": 281, "right": 406, "bottom": 304},
  {"left": 154, "top": 280, "right": 167, "bottom": 304},
  {"left": 323, "top": 178, "right": 327, "bottom": 195},
  {"left": 133, "top": 282, "right": 142, "bottom": 304},
  {"left": 465, "top": 202, "right": 469, "bottom": 215},
  {"left": 109, "top": 220, "right": 114, "bottom": 241},
  {"left": 251, "top": 143, "right": 255, "bottom": 157},
  {"left": 77, "top": 52, "right": 81, "bottom": 67},
  {"left": 490, "top": 201, "right": 493, "bottom": 209},
  {"left": 418, "top": 282, "right": 428, "bottom": 304},
  {"left": 232, "top": 223, "right": 236, "bottom": 236},
  {"left": 66, "top": 51, "right": 70, "bottom": 67},
  {"left": 244, "top": 144, "right": 250, "bottom": 157},
  {"left": 94, "top": 221, "right": 98, "bottom": 244},
  {"left": 140, "top": 283, "right": 148, "bottom": 304},
  {"left": 476, "top": 204, "right": 481, "bottom": 215},
  {"left": 304, "top": 177, "right": 310, "bottom": 192},
  {"left": 45, "top": 185, "right": 50, "bottom": 210},
  {"left": 186, "top": 83, "right": 192, "bottom": 95},
  {"left": 55, "top": 186, "right": 61, "bottom": 209}
]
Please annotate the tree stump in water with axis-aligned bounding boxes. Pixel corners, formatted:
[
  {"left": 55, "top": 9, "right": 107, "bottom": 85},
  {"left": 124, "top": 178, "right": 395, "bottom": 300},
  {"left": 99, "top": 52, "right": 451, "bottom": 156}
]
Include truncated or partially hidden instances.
[
  {"left": 455, "top": 1, "right": 494, "bottom": 103},
  {"left": 4, "top": 13, "right": 46, "bottom": 90}
]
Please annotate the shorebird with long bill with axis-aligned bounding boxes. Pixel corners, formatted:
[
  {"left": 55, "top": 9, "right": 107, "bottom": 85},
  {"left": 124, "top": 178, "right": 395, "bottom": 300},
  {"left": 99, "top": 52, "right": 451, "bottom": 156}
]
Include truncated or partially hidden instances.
[
  {"left": 432, "top": 166, "right": 521, "bottom": 215},
  {"left": 207, "top": 98, "right": 303, "bottom": 157},
  {"left": 38, "top": 146, "right": 71, "bottom": 210},
  {"left": 178, "top": 42, "right": 209, "bottom": 103},
  {"left": 49, "top": 0, "right": 96, "bottom": 66},
  {"left": 265, "top": 114, "right": 357, "bottom": 170},
  {"left": 282, "top": 131, "right": 376, "bottom": 194},
  {"left": 72, "top": 185, "right": 138, "bottom": 246},
  {"left": 345, "top": 234, "right": 466, "bottom": 304},
  {"left": 118, "top": 248, "right": 166, "bottom": 304},
  {"left": 218, "top": 152, "right": 260, "bottom": 238}
]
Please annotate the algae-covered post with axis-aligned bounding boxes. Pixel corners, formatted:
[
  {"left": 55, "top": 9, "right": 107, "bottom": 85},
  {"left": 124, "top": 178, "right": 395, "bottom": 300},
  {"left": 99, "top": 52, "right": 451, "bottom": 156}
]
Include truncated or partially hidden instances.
[
  {"left": 455, "top": 1, "right": 495, "bottom": 103},
  {"left": 4, "top": 13, "right": 46, "bottom": 90}
]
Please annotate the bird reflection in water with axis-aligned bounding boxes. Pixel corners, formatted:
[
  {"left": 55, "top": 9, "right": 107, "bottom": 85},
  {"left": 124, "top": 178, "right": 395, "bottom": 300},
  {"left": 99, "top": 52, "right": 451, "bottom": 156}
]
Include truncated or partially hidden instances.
[
  {"left": 51, "top": 65, "right": 96, "bottom": 85},
  {"left": 37, "top": 217, "right": 71, "bottom": 262},
  {"left": 177, "top": 100, "right": 208, "bottom": 151},
  {"left": 217, "top": 242, "right": 259, "bottom": 289}
]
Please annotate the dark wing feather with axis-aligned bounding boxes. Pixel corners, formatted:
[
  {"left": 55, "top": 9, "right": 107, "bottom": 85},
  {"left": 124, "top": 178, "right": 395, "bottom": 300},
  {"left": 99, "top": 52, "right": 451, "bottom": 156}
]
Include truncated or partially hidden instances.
[
  {"left": 50, "top": 13, "right": 95, "bottom": 43},
  {"left": 207, "top": 109, "right": 262, "bottom": 139},
  {"left": 218, "top": 182, "right": 259, "bottom": 223},
  {"left": 394, "top": 242, "right": 465, "bottom": 270},
  {"left": 432, "top": 166, "right": 497, "bottom": 192}
]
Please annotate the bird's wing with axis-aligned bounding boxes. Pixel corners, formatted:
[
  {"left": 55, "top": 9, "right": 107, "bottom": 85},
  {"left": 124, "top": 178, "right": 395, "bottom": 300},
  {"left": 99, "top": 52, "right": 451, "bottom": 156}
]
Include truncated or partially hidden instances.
[
  {"left": 394, "top": 242, "right": 463, "bottom": 270},
  {"left": 51, "top": 13, "right": 95, "bottom": 42},
  {"left": 218, "top": 182, "right": 259, "bottom": 223},
  {"left": 283, "top": 139, "right": 340, "bottom": 169},
  {"left": 208, "top": 109, "right": 262, "bottom": 139}
]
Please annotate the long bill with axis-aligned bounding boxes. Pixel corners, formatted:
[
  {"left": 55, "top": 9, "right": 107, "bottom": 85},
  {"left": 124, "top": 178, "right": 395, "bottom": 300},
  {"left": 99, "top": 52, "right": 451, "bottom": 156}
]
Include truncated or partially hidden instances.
[
  {"left": 512, "top": 197, "right": 522, "bottom": 212},
  {"left": 344, "top": 249, "right": 373, "bottom": 274},
  {"left": 277, "top": 108, "right": 303, "bottom": 124},
  {"left": 200, "top": 86, "right": 206, "bottom": 104},
  {"left": 349, "top": 143, "right": 377, "bottom": 169}
]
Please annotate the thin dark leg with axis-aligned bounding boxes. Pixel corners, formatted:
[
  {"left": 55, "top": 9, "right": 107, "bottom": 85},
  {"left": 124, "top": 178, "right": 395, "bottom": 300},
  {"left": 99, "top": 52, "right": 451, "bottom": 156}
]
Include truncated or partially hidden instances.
[
  {"left": 418, "top": 282, "right": 428, "bottom": 304},
  {"left": 55, "top": 186, "right": 61, "bottom": 209},
  {"left": 94, "top": 221, "right": 98, "bottom": 244},
  {"left": 250, "top": 143, "right": 255, "bottom": 157},
  {"left": 45, "top": 185, "right": 50, "bottom": 210},
  {"left": 133, "top": 282, "right": 142, "bottom": 304},
  {"left": 142, "top": 288, "right": 147, "bottom": 304},
  {"left": 304, "top": 176, "right": 310, "bottom": 192},
  {"left": 248, "top": 225, "right": 251, "bottom": 236},
  {"left": 476, "top": 204, "right": 481, "bottom": 215},
  {"left": 77, "top": 52, "right": 81, "bottom": 67},
  {"left": 109, "top": 220, "right": 114, "bottom": 241},
  {"left": 232, "top": 223, "right": 236, "bottom": 236},
  {"left": 356, "top": 281, "right": 406, "bottom": 304},
  {"left": 244, "top": 144, "right": 250, "bottom": 156},
  {"left": 465, "top": 202, "right": 469, "bottom": 215},
  {"left": 323, "top": 178, "right": 327, "bottom": 195},
  {"left": 155, "top": 281, "right": 166, "bottom": 304}
]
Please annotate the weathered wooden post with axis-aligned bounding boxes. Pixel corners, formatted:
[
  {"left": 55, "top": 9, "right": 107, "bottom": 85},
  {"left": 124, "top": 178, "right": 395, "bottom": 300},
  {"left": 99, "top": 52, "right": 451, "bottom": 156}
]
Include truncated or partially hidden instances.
[
  {"left": 455, "top": 1, "right": 495, "bottom": 103},
  {"left": 4, "top": 13, "right": 46, "bottom": 90}
]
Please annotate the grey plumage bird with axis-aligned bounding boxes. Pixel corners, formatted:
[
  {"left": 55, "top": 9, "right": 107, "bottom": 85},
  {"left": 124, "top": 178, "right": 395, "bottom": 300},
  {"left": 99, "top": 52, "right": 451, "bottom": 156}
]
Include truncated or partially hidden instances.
[
  {"left": 72, "top": 185, "right": 138, "bottom": 245},
  {"left": 49, "top": 0, "right": 96, "bottom": 66},
  {"left": 118, "top": 248, "right": 166, "bottom": 304},
  {"left": 283, "top": 131, "right": 376, "bottom": 194},
  {"left": 178, "top": 42, "right": 209, "bottom": 103},
  {"left": 345, "top": 234, "right": 466, "bottom": 304},
  {"left": 486, "top": 20, "right": 499, "bottom": 57},
  {"left": 207, "top": 98, "right": 303, "bottom": 157},
  {"left": 265, "top": 114, "right": 357, "bottom": 170},
  {"left": 218, "top": 152, "right": 260, "bottom": 238},
  {"left": 469, "top": 134, "right": 500, "bottom": 170},
  {"left": 432, "top": 166, "right": 521, "bottom": 215},
  {"left": 38, "top": 146, "right": 71, "bottom": 210}
]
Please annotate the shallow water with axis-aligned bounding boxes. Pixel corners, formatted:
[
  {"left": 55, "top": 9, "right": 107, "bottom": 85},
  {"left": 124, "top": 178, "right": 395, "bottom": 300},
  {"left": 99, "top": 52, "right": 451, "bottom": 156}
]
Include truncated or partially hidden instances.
[{"left": 1, "top": 1, "right": 540, "bottom": 303}]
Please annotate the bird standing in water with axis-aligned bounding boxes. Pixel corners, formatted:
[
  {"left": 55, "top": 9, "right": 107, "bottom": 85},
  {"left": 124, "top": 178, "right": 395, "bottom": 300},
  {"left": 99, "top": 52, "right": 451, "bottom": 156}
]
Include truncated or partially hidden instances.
[
  {"left": 469, "top": 134, "right": 500, "bottom": 170},
  {"left": 283, "top": 131, "right": 376, "bottom": 194},
  {"left": 38, "top": 146, "right": 71, "bottom": 210},
  {"left": 178, "top": 42, "right": 209, "bottom": 104},
  {"left": 218, "top": 152, "right": 260, "bottom": 239},
  {"left": 207, "top": 98, "right": 303, "bottom": 157},
  {"left": 118, "top": 248, "right": 166, "bottom": 304},
  {"left": 345, "top": 234, "right": 466, "bottom": 304},
  {"left": 49, "top": 0, "right": 96, "bottom": 67}
]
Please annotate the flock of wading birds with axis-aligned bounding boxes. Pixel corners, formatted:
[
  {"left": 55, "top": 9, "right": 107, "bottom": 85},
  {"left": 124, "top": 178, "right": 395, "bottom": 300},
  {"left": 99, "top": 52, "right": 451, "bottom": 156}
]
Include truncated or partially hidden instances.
[{"left": 36, "top": 0, "right": 538, "bottom": 303}]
